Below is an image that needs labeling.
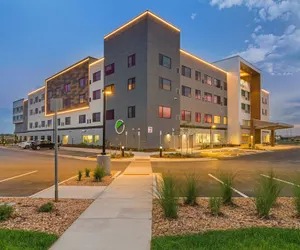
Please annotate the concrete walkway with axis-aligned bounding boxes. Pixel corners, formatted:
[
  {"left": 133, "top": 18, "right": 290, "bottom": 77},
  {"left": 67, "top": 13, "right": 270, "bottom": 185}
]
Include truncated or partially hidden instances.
[{"left": 51, "top": 160, "right": 153, "bottom": 250}]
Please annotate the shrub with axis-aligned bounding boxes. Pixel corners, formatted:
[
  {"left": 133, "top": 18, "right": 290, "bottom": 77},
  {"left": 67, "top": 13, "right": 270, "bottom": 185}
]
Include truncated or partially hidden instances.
[
  {"left": 85, "top": 168, "right": 91, "bottom": 178},
  {"left": 255, "top": 170, "right": 282, "bottom": 218},
  {"left": 77, "top": 170, "right": 82, "bottom": 181},
  {"left": 94, "top": 165, "right": 106, "bottom": 182},
  {"left": 0, "top": 204, "right": 14, "bottom": 221},
  {"left": 219, "top": 172, "right": 235, "bottom": 204},
  {"left": 209, "top": 197, "right": 222, "bottom": 216},
  {"left": 293, "top": 179, "right": 300, "bottom": 216},
  {"left": 38, "top": 202, "right": 54, "bottom": 213},
  {"left": 155, "top": 174, "right": 178, "bottom": 218},
  {"left": 183, "top": 173, "right": 200, "bottom": 206}
]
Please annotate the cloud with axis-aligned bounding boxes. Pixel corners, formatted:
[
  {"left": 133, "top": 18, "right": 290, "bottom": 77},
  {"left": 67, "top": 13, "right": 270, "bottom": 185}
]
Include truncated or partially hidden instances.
[
  {"left": 254, "top": 25, "right": 262, "bottom": 33},
  {"left": 244, "top": 39, "right": 249, "bottom": 43},
  {"left": 191, "top": 13, "right": 197, "bottom": 20}
]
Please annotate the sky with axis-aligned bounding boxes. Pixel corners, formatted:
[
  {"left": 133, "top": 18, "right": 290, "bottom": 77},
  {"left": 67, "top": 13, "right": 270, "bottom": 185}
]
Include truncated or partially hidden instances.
[{"left": 0, "top": 0, "right": 299, "bottom": 135}]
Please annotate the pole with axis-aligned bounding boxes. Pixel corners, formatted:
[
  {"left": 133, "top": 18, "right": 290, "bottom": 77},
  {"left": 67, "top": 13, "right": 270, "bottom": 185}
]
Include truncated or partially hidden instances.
[
  {"left": 102, "top": 91, "right": 106, "bottom": 155},
  {"left": 210, "top": 128, "right": 212, "bottom": 149},
  {"left": 54, "top": 110, "right": 58, "bottom": 202},
  {"left": 125, "top": 131, "right": 128, "bottom": 150}
]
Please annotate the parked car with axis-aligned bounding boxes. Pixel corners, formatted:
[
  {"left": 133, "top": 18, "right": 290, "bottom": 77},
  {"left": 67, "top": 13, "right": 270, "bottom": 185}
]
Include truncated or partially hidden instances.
[
  {"left": 31, "top": 140, "right": 56, "bottom": 150},
  {"left": 18, "top": 141, "right": 33, "bottom": 149}
]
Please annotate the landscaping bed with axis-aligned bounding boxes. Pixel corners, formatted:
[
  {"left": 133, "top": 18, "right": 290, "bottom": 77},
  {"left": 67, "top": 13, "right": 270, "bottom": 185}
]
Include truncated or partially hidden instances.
[
  {"left": 151, "top": 153, "right": 204, "bottom": 159},
  {"left": 0, "top": 198, "right": 92, "bottom": 235},
  {"left": 152, "top": 197, "right": 300, "bottom": 237},
  {"left": 152, "top": 227, "right": 300, "bottom": 250}
]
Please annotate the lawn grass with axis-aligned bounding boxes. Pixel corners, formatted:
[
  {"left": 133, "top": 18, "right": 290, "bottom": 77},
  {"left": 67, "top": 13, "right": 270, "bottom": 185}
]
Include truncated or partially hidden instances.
[
  {"left": 151, "top": 227, "right": 300, "bottom": 250},
  {"left": 0, "top": 229, "right": 58, "bottom": 250}
]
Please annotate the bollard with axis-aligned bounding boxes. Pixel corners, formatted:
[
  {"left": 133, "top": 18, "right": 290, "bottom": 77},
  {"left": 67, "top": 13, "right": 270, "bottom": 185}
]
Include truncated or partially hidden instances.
[
  {"left": 159, "top": 146, "right": 163, "bottom": 158},
  {"left": 121, "top": 146, "right": 125, "bottom": 157}
]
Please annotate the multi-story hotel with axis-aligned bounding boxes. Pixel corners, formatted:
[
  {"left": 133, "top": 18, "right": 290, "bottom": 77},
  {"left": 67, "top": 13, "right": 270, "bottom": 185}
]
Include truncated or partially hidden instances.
[{"left": 13, "top": 10, "right": 281, "bottom": 149}]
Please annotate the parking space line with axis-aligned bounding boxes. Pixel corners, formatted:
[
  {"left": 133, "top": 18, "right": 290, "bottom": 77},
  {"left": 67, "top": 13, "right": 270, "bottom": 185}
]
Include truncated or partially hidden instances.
[
  {"left": 0, "top": 170, "right": 38, "bottom": 183},
  {"left": 261, "top": 174, "right": 300, "bottom": 187},
  {"left": 208, "top": 173, "right": 249, "bottom": 198}
]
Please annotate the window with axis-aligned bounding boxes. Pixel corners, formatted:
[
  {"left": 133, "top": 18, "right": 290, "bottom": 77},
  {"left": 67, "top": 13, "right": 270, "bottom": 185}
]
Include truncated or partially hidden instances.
[
  {"left": 64, "top": 98, "right": 71, "bottom": 108},
  {"left": 159, "top": 54, "right": 171, "bottom": 69},
  {"left": 30, "top": 136, "right": 34, "bottom": 140},
  {"left": 106, "top": 109, "right": 115, "bottom": 120},
  {"left": 64, "top": 83, "right": 71, "bottom": 92},
  {"left": 34, "top": 136, "right": 38, "bottom": 141},
  {"left": 35, "top": 108, "right": 38, "bottom": 114},
  {"left": 224, "top": 82, "right": 227, "bottom": 91},
  {"left": 159, "top": 77, "right": 171, "bottom": 91},
  {"left": 47, "top": 120, "right": 52, "bottom": 126},
  {"left": 30, "top": 109, "right": 33, "bottom": 115},
  {"left": 224, "top": 116, "right": 228, "bottom": 125},
  {"left": 241, "top": 103, "right": 246, "bottom": 110},
  {"left": 128, "top": 77, "right": 136, "bottom": 90},
  {"left": 195, "top": 89, "right": 201, "bottom": 100},
  {"left": 195, "top": 71, "right": 201, "bottom": 81},
  {"left": 93, "top": 71, "right": 101, "bottom": 82},
  {"left": 241, "top": 89, "right": 246, "bottom": 97},
  {"left": 213, "top": 95, "right": 221, "bottom": 104},
  {"left": 65, "top": 117, "right": 71, "bottom": 125},
  {"left": 105, "top": 84, "right": 115, "bottom": 94},
  {"left": 47, "top": 136, "right": 51, "bottom": 141},
  {"left": 265, "top": 109, "right": 268, "bottom": 115},
  {"left": 182, "top": 85, "right": 191, "bottom": 97},
  {"left": 93, "top": 112, "right": 101, "bottom": 122},
  {"left": 195, "top": 112, "right": 201, "bottom": 123},
  {"left": 181, "top": 110, "right": 191, "bottom": 121},
  {"left": 224, "top": 97, "right": 228, "bottom": 106},
  {"left": 182, "top": 65, "right": 191, "bottom": 78},
  {"left": 92, "top": 90, "right": 101, "bottom": 100},
  {"left": 30, "top": 123, "right": 33, "bottom": 129},
  {"left": 128, "top": 106, "right": 136, "bottom": 118},
  {"left": 79, "top": 77, "right": 86, "bottom": 88},
  {"left": 48, "top": 91, "right": 52, "bottom": 98},
  {"left": 30, "top": 99, "right": 33, "bottom": 105},
  {"left": 204, "top": 75, "right": 212, "bottom": 85},
  {"left": 204, "top": 92, "right": 212, "bottom": 102},
  {"left": 82, "top": 135, "right": 93, "bottom": 144},
  {"left": 58, "top": 118, "right": 60, "bottom": 126},
  {"left": 41, "top": 121, "right": 45, "bottom": 127},
  {"left": 35, "top": 96, "right": 38, "bottom": 103},
  {"left": 214, "top": 115, "right": 221, "bottom": 124},
  {"left": 94, "top": 135, "right": 100, "bottom": 143},
  {"left": 158, "top": 106, "right": 171, "bottom": 119},
  {"left": 213, "top": 79, "right": 221, "bottom": 88},
  {"left": 105, "top": 63, "right": 115, "bottom": 76},
  {"left": 79, "top": 115, "right": 86, "bottom": 124},
  {"left": 41, "top": 106, "right": 45, "bottom": 113},
  {"left": 41, "top": 94, "right": 45, "bottom": 100},
  {"left": 79, "top": 94, "right": 85, "bottom": 104},
  {"left": 56, "top": 87, "right": 61, "bottom": 96},
  {"left": 128, "top": 54, "right": 136, "bottom": 67},
  {"left": 35, "top": 122, "right": 38, "bottom": 128},
  {"left": 204, "top": 114, "right": 212, "bottom": 123}
]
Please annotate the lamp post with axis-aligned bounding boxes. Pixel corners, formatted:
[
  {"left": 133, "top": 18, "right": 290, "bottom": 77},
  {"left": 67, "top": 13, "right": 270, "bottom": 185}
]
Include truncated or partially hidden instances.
[
  {"left": 210, "top": 125, "right": 216, "bottom": 149},
  {"left": 101, "top": 89, "right": 112, "bottom": 155}
]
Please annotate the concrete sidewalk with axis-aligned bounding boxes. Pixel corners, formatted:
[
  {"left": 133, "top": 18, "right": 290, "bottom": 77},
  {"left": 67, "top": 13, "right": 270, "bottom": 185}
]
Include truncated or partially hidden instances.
[{"left": 51, "top": 160, "right": 153, "bottom": 250}]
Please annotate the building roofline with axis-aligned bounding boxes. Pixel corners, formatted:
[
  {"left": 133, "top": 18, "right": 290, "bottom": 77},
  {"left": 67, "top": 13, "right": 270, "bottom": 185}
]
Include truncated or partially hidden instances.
[
  {"left": 262, "top": 89, "right": 270, "bottom": 94},
  {"left": 180, "top": 49, "right": 227, "bottom": 74},
  {"left": 28, "top": 86, "right": 45, "bottom": 96},
  {"left": 45, "top": 56, "right": 98, "bottom": 82},
  {"left": 13, "top": 98, "right": 24, "bottom": 103},
  {"left": 104, "top": 10, "right": 180, "bottom": 40}
]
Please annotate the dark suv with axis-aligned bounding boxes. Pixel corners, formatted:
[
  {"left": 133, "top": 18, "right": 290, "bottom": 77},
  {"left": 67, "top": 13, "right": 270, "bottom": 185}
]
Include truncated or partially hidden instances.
[{"left": 31, "top": 140, "right": 56, "bottom": 150}]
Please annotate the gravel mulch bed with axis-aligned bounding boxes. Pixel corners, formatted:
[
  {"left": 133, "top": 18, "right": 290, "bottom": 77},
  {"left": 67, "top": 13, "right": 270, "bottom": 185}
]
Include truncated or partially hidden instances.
[
  {"left": 152, "top": 197, "right": 300, "bottom": 237},
  {"left": 61, "top": 172, "right": 116, "bottom": 186},
  {"left": 0, "top": 198, "right": 92, "bottom": 236}
]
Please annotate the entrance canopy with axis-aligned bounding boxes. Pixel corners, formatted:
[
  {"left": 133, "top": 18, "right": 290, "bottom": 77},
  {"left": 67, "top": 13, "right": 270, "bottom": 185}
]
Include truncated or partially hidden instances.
[{"left": 252, "top": 119, "right": 294, "bottom": 130}]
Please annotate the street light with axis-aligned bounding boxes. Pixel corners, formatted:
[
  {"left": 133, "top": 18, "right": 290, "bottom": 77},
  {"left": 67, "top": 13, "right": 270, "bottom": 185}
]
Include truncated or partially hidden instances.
[
  {"left": 101, "top": 89, "right": 112, "bottom": 155},
  {"left": 210, "top": 125, "right": 216, "bottom": 149}
]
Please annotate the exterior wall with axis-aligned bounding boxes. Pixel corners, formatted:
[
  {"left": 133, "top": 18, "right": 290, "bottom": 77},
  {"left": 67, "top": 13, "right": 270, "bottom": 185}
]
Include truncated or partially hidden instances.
[
  {"left": 13, "top": 99, "right": 24, "bottom": 124},
  {"left": 240, "top": 79, "right": 251, "bottom": 125},
  {"left": 14, "top": 99, "right": 28, "bottom": 134},
  {"left": 261, "top": 90, "right": 270, "bottom": 143},
  {"left": 214, "top": 57, "right": 241, "bottom": 144},
  {"left": 28, "top": 88, "right": 46, "bottom": 131}
]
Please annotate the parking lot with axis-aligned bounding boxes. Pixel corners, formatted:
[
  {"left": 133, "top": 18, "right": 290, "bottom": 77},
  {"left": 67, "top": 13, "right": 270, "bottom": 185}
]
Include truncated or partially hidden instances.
[
  {"left": 152, "top": 148, "right": 300, "bottom": 197},
  {"left": 0, "top": 147, "right": 130, "bottom": 197}
]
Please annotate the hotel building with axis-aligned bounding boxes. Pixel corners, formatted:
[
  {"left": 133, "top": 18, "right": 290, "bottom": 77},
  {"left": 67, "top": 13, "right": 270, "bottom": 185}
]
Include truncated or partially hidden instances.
[{"left": 13, "top": 10, "right": 277, "bottom": 149}]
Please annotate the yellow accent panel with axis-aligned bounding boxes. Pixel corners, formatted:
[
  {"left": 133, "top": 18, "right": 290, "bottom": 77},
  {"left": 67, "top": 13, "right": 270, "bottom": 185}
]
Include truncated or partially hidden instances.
[{"left": 180, "top": 49, "right": 227, "bottom": 74}]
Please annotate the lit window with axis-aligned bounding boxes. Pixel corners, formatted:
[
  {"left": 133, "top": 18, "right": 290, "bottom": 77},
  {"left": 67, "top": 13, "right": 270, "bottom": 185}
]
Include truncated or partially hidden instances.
[
  {"left": 128, "top": 77, "right": 136, "bottom": 90},
  {"left": 105, "top": 63, "right": 115, "bottom": 76},
  {"left": 105, "top": 84, "right": 115, "bottom": 94},
  {"left": 181, "top": 65, "right": 191, "bottom": 78},
  {"left": 204, "top": 75, "right": 212, "bottom": 85},
  {"left": 182, "top": 85, "right": 191, "bottom": 97},
  {"left": 79, "top": 115, "right": 86, "bottom": 124},
  {"left": 195, "top": 89, "right": 201, "bottom": 100},
  {"left": 94, "top": 135, "right": 100, "bottom": 143},
  {"left": 224, "top": 116, "right": 227, "bottom": 125},
  {"left": 204, "top": 114, "right": 212, "bottom": 123},
  {"left": 213, "top": 95, "right": 221, "bottom": 104},
  {"left": 195, "top": 71, "right": 201, "bottom": 81},
  {"left": 159, "top": 77, "right": 171, "bottom": 91},
  {"left": 159, "top": 54, "right": 171, "bottom": 69},
  {"left": 82, "top": 135, "right": 93, "bottom": 144},
  {"left": 93, "top": 71, "right": 101, "bottom": 82},
  {"left": 181, "top": 110, "right": 191, "bottom": 121},
  {"left": 79, "top": 94, "right": 85, "bottom": 104},
  {"left": 195, "top": 112, "right": 201, "bottom": 123},
  {"left": 204, "top": 92, "right": 212, "bottom": 102},
  {"left": 93, "top": 90, "right": 101, "bottom": 100},
  {"left": 128, "top": 106, "right": 136, "bottom": 118},
  {"left": 128, "top": 54, "right": 136, "bottom": 68},
  {"left": 214, "top": 115, "right": 221, "bottom": 124},
  {"left": 158, "top": 106, "right": 171, "bottom": 119}
]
